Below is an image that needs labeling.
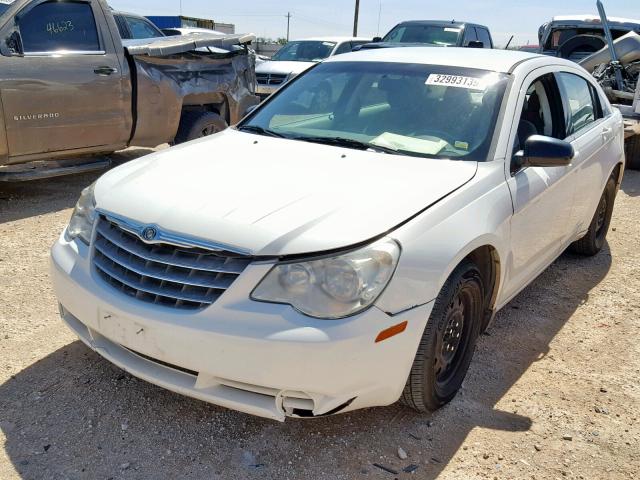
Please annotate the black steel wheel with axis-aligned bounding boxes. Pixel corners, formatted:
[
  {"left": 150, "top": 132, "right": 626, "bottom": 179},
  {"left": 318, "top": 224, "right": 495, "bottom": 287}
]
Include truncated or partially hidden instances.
[
  {"left": 401, "top": 260, "right": 484, "bottom": 412},
  {"left": 570, "top": 174, "right": 617, "bottom": 256}
]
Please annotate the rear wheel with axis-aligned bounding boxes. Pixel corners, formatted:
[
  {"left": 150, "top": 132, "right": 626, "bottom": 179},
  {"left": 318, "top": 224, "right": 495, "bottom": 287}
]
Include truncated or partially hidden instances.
[
  {"left": 174, "top": 111, "right": 227, "bottom": 144},
  {"left": 570, "top": 175, "right": 617, "bottom": 256},
  {"left": 625, "top": 135, "right": 640, "bottom": 170},
  {"left": 401, "top": 260, "right": 484, "bottom": 412}
]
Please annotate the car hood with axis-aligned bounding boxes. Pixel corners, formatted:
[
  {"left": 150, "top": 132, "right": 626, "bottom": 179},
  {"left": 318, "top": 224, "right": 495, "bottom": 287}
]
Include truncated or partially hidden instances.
[
  {"left": 95, "top": 129, "right": 477, "bottom": 256},
  {"left": 255, "top": 60, "right": 315, "bottom": 77}
]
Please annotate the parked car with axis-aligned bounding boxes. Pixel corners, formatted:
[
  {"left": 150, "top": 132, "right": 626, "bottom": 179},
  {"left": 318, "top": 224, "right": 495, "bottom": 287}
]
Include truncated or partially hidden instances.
[
  {"left": 518, "top": 44, "right": 540, "bottom": 54},
  {"left": 358, "top": 20, "right": 493, "bottom": 50},
  {"left": 255, "top": 37, "right": 371, "bottom": 100},
  {"left": 0, "top": 0, "right": 258, "bottom": 180},
  {"left": 52, "top": 47, "right": 624, "bottom": 421},
  {"left": 113, "top": 11, "right": 165, "bottom": 40},
  {"left": 161, "top": 26, "right": 226, "bottom": 37}
]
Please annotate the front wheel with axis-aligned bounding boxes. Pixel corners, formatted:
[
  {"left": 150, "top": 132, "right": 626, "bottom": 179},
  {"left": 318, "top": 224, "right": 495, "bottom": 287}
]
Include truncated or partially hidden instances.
[
  {"left": 401, "top": 260, "right": 484, "bottom": 412},
  {"left": 570, "top": 175, "right": 617, "bottom": 256},
  {"left": 174, "top": 111, "right": 228, "bottom": 144}
]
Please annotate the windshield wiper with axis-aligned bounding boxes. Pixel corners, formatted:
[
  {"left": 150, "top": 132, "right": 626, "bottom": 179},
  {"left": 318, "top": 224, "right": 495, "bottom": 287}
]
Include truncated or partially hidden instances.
[
  {"left": 237, "top": 125, "right": 287, "bottom": 138},
  {"left": 292, "top": 136, "right": 410, "bottom": 156}
]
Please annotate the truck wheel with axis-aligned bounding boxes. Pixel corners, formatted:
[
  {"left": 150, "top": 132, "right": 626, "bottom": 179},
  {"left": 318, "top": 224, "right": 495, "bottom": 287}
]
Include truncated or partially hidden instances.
[
  {"left": 174, "top": 111, "right": 227, "bottom": 144},
  {"left": 625, "top": 135, "right": 640, "bottom": 170},
  {"left": 570, "top": 176, "right": 617, "bottom": 256},
  {"left": 401, "top": 260, "right": 484, "bottom": 412}
]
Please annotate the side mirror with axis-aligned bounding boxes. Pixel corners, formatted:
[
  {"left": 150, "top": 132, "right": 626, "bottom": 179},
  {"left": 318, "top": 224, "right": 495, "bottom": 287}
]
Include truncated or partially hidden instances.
[
  {"left": 514, "top": 135, "right": 574, "bottom": 169},
  {"left": 372, "top": 36, "right": 382, "bottom": 43},
  {"left": 467, "top": 40, "right": 484, "bottom": 48}
]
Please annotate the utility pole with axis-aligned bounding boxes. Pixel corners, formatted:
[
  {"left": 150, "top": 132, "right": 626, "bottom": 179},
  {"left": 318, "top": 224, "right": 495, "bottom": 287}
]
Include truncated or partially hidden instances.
[
  {"left": 353, "top": 0, "right": 360, "bottom": 37},
  {"left": 286, "top": 12, "right": 291, "bottom": 41}
]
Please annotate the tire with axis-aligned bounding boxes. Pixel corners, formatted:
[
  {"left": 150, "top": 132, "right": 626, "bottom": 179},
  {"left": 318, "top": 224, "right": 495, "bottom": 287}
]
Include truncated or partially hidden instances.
[
  {"left": 625, "top": 135, "right": 640, "bottom": 171},
  {"left": 174, "top": 111, "right": 227, "bottom": 144},
  {"left": 401, "top": 260, "right": 484, "bottom": 412},
  {"left": 570, "top": 175, "right": 617, "bottom": 256}
]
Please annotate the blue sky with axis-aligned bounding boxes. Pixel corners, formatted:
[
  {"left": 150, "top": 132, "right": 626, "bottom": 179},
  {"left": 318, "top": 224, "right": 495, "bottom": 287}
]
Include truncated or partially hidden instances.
[{"left": 109, "top": 0, "right": 637, "bottom": 46}]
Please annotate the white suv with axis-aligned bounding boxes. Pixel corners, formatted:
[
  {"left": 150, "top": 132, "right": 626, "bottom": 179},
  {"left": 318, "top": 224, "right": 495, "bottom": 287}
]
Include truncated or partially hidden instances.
[
  {"left": 255, "top": 37, "right": 371, "bottom": 100},
  {"left": 52, "top": 47, "right": 624, "bottom": 421}
]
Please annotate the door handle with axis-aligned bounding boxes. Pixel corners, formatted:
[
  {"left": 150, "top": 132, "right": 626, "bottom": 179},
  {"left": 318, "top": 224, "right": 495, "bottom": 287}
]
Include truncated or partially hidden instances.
[
  {"left": 602, "top": 127, "right": 613, "bottom": 137},
  {"left": 94, "top": 66, "right": 117, "bottom": 76}
]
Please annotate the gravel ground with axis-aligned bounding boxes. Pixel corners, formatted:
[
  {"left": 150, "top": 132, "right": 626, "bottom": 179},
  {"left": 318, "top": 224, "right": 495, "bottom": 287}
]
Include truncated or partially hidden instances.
[{"left": 1, "top": 152, "right": 639, "bottom": 480}]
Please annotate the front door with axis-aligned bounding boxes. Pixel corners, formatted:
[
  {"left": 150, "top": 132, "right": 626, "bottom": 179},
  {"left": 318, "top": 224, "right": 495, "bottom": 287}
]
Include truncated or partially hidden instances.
[
  {"left": 0, "top": 0, "right": 131, "bottom": 157},
  {"left": 502, "top": 70, "right": 577, "bottom": 301}
]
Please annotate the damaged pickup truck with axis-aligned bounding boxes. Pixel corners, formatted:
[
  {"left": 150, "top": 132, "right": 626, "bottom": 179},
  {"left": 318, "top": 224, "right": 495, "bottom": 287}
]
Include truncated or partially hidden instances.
[
  {"left": 539, "top": 2, "right": 640, "bottom": 169},
  {"left": 0, "top": 0, "right": 258, "bottom": 180}
]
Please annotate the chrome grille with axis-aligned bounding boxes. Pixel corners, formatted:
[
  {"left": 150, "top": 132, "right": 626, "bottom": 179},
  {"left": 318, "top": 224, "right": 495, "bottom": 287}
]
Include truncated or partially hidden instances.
[
  {"left": 256, "top": 73, "right": 288, "bottom": 86},
  {"left": 92, "top": 217, "right": 251, "bottom": 310}
]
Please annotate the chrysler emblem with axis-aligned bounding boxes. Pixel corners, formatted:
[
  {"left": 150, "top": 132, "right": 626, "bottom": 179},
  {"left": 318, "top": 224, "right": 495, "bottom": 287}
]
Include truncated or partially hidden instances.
[{"left": 142, "top": 226, "right": 157, "bottom": 241}]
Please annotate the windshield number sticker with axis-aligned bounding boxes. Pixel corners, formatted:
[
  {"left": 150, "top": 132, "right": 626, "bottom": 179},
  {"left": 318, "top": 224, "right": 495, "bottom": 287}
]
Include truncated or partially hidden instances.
[{"left": 426, "top": 74, "right": 485, "bottom": 90}]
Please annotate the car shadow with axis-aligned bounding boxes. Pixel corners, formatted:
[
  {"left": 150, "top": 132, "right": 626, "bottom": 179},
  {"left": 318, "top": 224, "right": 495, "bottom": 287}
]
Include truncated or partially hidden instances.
[
  {"left": 0, "top": 242, "right": 612, "bottom": 479},
  {"left": 620, "top": 168, "right": 639, "bottom": 197},
  {"left": 0, "top": 148, "right": 156, "bottom": 224}
]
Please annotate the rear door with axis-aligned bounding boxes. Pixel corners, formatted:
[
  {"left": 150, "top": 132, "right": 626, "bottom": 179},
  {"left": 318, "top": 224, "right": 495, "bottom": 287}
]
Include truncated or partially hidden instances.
[
  {"left": 0, "top": 0, "right": 131, "bottom": 157},
  {"left": 554, "top": 71, "right": 621, "bottom": 233}
]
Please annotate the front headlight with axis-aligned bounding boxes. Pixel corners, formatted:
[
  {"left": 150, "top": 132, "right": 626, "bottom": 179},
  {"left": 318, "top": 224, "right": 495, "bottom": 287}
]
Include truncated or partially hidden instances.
[
  {"left": 65, "top": 183, "right": 97, "bottom": 245},
  {"left": 251, "top": 238, "right": 400, "bottom": 319}
]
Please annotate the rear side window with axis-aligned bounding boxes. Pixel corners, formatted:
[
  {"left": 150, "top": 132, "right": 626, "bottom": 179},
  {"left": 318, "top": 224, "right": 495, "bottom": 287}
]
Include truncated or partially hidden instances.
[
  {"left": 475, "top": 28, "right": 492, "bottom": 48},
  {"left": 19, "top": 1, "right": 100, "bottom": 53},
  {"left": 124, "top": 15, "right": 163, "bottom": 39},
  {"left": 333, "top": 42, "right": 353, "bottom": 55},
  {"left": 556, "top": 72, "right": 598, "bottom": 136},
  {"left": 462, "top": 27, "right": 477, "bottom": 46}
]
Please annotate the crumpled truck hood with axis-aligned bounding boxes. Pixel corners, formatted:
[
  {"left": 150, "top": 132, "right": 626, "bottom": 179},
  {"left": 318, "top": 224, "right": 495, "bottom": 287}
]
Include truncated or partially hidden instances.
[
  {"left": 95, "top": 129, "right": 477, "bottom": 256},
  {"left": 124, "top": 33, "right": 256, "bottom": 56}
]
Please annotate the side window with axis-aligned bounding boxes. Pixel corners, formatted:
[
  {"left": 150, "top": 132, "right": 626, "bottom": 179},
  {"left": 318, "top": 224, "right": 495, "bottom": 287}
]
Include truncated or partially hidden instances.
[
  {"left": 475, "top": 28, "right": 492, "bottom": 48},
  {"left": 333, "top": 42, "right": 353, "bottom": 56},
  {"left": 556, "top": 72, "right": 597, "bottom": 137},
  {"left": 514, "top": 74, "right": 563, "bottom": 161},
  {"left": 462, "top": 26, "right": 477, "bottom": 46},
  {"left": 113, "top": 14, "right": 130, "bottom": 39},
  {"left": 124, "top": 16, "right": 164, "bottom": 39},
  {"left": 19, "top": 1, "right": 100, "bottom": 53}
]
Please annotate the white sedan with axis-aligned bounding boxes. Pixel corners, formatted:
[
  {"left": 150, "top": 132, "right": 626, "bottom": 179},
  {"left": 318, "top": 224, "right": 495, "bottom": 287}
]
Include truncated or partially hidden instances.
[{"left": 51, "top": 47, "right": 624, "bottom": 421}]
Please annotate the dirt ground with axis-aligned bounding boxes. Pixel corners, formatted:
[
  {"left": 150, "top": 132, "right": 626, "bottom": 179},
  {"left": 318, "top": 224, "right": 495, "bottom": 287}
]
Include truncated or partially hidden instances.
[{"left": 0, "top": 151, "right": 638, "bottom": 480}]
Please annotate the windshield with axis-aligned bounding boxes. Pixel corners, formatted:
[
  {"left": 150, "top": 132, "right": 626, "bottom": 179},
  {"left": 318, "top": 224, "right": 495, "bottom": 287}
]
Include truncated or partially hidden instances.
[
  {"left": 272, "top": 40, "right": 336, "bottom": 62},
  {"left": 382, "top": 24, "right": 461, "bottom": 46},
  {"left": 241, "top": 61, "right": 508, "bottom": 161}
]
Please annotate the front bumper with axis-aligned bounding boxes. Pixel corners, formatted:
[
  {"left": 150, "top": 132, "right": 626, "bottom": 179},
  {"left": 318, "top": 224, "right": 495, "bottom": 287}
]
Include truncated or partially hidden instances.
[
  {"left": 255, "top": 83, "right": 280, "bottom": 98},
  {"left": 51, "top": 233, "right": 433, "bottom": 421}
]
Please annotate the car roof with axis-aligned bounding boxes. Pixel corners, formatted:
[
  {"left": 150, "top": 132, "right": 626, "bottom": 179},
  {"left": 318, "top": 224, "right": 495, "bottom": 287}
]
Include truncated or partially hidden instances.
[
  {"left": 294, "top": 37, "right": 371, "bottom": 43},
  {"left": 550, "top": 14, "right": 640, "bottom": 26},
  {"left": 324, "top": 46, "right": 549, "bottom": 73},
  {"left": 392, "top": 20, "right": 487, "bottom": 29}
]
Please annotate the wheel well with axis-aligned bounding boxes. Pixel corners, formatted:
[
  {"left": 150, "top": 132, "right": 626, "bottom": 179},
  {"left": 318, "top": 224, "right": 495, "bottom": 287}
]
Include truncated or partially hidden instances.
[
  {"left": 181, "top": 100, "right": 229, "bottom": 125},
  {"left": 464, "top": 245, "right": 500, "bottom": 331},
  {"left": 611, "top": 162, "right": 623, "bottom": 188}
]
